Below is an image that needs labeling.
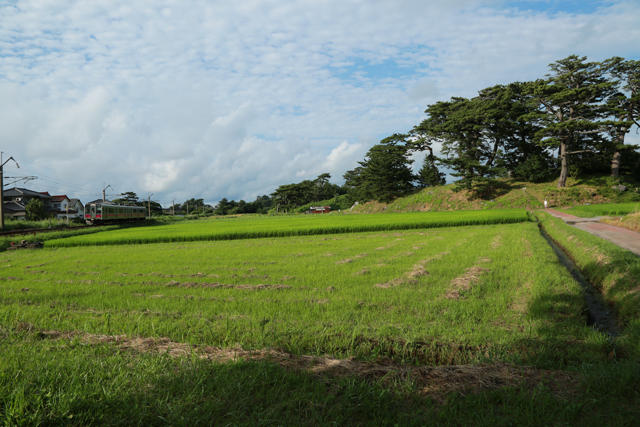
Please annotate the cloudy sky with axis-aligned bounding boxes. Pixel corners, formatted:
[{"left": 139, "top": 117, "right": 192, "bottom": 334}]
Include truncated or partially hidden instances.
[{"left": 1, "top": 0, "right": 639, "bottom": 206}]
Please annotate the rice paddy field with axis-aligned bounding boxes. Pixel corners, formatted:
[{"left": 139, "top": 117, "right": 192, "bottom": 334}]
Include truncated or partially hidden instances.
[
  {"left": 44, "top": 209, "right": 529, "bottom": 247},
  {"left": 559, "top": 202, "right": 640, "bottom": 217},
  {"left": 1, "top": 211, "right": 639, "bottom": 425}
]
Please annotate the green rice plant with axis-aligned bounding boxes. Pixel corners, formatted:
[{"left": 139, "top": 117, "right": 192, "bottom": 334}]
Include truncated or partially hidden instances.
[
  {"left": 2, "top": 221, "right": 639, "bottom": 425},
  {"left": 1, "top": 222, "right": 616, "bottom": 367},
  {"left": 45, "top": 209, "right": 530, "bottom": 248}
]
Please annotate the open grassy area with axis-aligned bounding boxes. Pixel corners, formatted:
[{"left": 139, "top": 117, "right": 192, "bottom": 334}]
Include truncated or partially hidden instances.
[
  {"left": 2, "top": 221, "right": 639, "bottom": 424},
  {"left": 44, "top": 209, "right": 529, "bottom": 248},
  {"left": 558, "top": 203, "right": 640, "bottom": 218}
]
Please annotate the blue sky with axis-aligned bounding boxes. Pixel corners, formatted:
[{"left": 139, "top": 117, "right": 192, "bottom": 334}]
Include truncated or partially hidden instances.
[{"left": 0, "top": 0, "right": 638, "bottom": 206}]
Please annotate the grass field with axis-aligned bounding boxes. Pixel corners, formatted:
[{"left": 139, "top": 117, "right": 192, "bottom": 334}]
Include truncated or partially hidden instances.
[
  {"left": 558, "top": 202, "right": 640, "bottom": 217},
  {"left": 2, "top": 218, "right": 640, "bottom": 425},
  {"left": 44, "top": 209, "right": 529, "bottom": 247}
]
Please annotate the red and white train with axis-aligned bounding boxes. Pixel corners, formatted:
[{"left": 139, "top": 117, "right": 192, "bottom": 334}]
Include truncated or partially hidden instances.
[{"left": 85, "top": 202, "right": 146, "bottom": 225}]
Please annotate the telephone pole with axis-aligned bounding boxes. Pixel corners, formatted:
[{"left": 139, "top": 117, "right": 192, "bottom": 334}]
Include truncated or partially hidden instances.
[
  {"left": 103, "top": 183, "right": 112, "bottom": 202},
  {"left": 172, "top": 199, "right": 176, "bottom": 216},
  {"left": 0, "top": 155, "right": 20, "bottom": 231},
  {"left": 148, "top": 194, "right": 153, "bottom": 219}
]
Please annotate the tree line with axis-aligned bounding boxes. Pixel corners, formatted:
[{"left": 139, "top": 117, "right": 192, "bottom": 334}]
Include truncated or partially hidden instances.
[
  {"left": 268, "top": 55, "right": 639, "bottom": 210},
  {"left": 118, "top": 56, "right": 639, "bottom": 215}
]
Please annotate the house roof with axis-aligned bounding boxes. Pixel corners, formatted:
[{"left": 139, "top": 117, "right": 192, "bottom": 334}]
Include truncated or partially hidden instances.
[
  {"left": 3, "top": 188, "right": 53, "bottom": 200},
  {"left": 51, "top": 195, "right": 70, "bottom": 202},
  {"left": 2, "top": 201, "right": 26, "bottom": 213},
  {"left": 87, "top": 199, "right": 115, "bottom": 205},
  {"left": 68, "top": 198, "right": 83, "bottom": 207}
]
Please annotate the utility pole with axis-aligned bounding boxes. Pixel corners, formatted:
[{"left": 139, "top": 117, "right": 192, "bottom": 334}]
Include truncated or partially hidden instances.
[
  {"left": 103, "top": 183, "right": 112, "bottom": 202},
  {"left": 148, "top": 194, "right": 153, "bottom": 219},
  {"left": 186, "top": 201, "right": 189, "bottom": 216},
  {"left": 0, "top": 155, "right": 20, "bottom": 231},
  {"left": 172, "top": 199, "right": 176, "bottom": 216}
]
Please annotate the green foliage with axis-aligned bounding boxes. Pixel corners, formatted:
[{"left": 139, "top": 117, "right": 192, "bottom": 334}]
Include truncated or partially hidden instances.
[
  {"left": 343, "top": 134, "right": 416, "bottom": 203},
  {"left": 24, "top": 199, "right": 47, "bottom": 221},
  {"left": 270, "top": 174, "right": 344, "bottom": 212},
  {"left": 112, "top": 191, "right": 141, "bottom": 206},
  {"left": 215, "top": 195, "right": 272, "bottom": 215},
  {"left": 512, "top": 154, "right": 555, "bottom": 182},
  {"left": 417, "top": 154, "right": 445, "bottom": 187}
]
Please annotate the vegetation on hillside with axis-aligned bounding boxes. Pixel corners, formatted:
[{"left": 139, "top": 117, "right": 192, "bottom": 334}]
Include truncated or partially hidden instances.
[{"left": 350, "top": 176, "right": 640, "bottom": 214}]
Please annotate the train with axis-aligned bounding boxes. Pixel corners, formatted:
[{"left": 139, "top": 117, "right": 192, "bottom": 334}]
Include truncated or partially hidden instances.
[{"left": 85, "top": 202, "right": 147, "bottom": 225}]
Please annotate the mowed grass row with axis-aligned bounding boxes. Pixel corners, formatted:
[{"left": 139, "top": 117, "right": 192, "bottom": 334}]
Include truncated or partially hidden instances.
[
  {"left": 44, "top": 209, "right": 529, "bottom": 247},
  {"left": 560, "top": 202, "right": 640, "bottom": 217},
  {"left": 1, "top": 222, "right": 617, "bottom": 366}
]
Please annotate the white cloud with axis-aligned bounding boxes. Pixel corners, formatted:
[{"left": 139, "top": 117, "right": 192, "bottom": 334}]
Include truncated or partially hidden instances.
[{"left": 0, "top": 0, "right": 638, "bottom": 204}]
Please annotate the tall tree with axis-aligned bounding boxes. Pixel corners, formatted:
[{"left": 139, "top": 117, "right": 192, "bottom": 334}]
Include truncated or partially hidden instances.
[
  {"left": 604, "top": 57, "right": 640, "bottom": 178},
  {"left": 523, "top": 55, "right": 620, "bottom": 187},
  {"left": 347, "top": 134, "right": 416, "bottom": 203},
  {"left": 415, "top": 95, "right": 507, "bottom": 192},
  {"left": 113, "top": 192, "right": 141, "bottom": 206},
  {"left": 417, "top": 153, "right": 445, "bottom": 187}
]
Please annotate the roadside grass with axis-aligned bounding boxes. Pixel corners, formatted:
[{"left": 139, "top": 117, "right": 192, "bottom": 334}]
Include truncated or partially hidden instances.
[
  {"left": 557, "top": 203, "right": 640, "bottom": 218},
  {"left": 3, "top": 221, "right": 639, "bottom": 425},
  {"left": 44, "top": 209, "right": 529, "bottom": 248},
  {"left": 537, "top": 211, "right": 640, "bottom": 358},
  {"left": 601, "top": 212, "right": 640, "bottom": 233},
  {"left": 1, "top": 217, "right": 86, "bottom": 231}
]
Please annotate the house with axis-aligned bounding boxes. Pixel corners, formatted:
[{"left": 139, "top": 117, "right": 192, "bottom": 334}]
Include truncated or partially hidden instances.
[
  {"left": 51, "top": 195, "right": 70, "bottom": 219},
  {"left": 50, "top": 195, "right": 84, "bottom": 219},
  {"left": 307, "top": 206, "right": 331, "bottom": 214},
  {"left": 68, "top": 198, "right": 84, "bottom": 218},
  {"left": 2, "top": 187, "right": 56, "bottom": 220},
  {"left": 2, "top": 188, "right": 84, "bottom": 220}
]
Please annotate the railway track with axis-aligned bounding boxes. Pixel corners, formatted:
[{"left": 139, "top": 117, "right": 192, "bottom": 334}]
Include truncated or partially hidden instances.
[{"left": 0, "top": 224, "right": 103, "bottom": 238}]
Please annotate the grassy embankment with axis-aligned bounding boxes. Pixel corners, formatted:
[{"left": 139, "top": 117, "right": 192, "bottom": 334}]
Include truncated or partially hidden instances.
[
  {"left": 1, "top": 211, "right": 640, "bottom": 425},
  {"left": 350, "top": 176, "right": 640, "bottom": 214}
]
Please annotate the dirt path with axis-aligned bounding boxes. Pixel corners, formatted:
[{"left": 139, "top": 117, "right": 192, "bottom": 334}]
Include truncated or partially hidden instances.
[{"left": 544, "top": 209, "right": 640, "bottom": 256}]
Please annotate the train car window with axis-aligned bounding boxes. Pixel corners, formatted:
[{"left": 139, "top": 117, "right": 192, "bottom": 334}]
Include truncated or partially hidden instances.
[{"left": 97, "top": 205, "right": 102, "bottom": 214}]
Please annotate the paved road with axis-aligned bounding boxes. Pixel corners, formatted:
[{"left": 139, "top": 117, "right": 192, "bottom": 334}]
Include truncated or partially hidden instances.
[{"left": 544, "top": 209, "right": 640, "bottom": 256}]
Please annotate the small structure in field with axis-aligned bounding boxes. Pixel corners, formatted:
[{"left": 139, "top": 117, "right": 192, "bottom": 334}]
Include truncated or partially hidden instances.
[
  {"left": 307, "top": 206, "right": 331, "bottom": 214},
  {"left": 8, "top": 240, "right": 44, "bottom": 250}
]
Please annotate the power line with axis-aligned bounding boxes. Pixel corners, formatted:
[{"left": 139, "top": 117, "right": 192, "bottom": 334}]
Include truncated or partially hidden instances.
[{"left": 5, "top": 159, "right": 104, "bottom": 189}]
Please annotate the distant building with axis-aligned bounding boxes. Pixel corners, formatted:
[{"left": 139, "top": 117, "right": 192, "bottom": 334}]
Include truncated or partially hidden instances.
[
  {"left": 2, "top": 187, "right": 55, "bottom": 219},
  {"left": 2, "top": 188, "right": 84, "bottom": 220},
  {"left": 307, "top": 206, "right": 331, "bottom": 214},
  {"left": 51, "top": 195, "right": 85, "bottom": 219}
]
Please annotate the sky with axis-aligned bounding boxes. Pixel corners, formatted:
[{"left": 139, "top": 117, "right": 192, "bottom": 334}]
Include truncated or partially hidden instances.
[{"left": 1, "top": 0, "right": 639, "bottom": 207}]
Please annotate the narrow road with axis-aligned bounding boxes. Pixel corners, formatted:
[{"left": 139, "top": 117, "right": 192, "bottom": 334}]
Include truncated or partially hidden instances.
[{"left": 544, "top": 209, "right": 640, "bottom": 256}]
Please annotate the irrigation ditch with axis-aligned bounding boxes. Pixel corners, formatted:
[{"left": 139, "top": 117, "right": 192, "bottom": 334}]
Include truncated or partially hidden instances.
[{"left": 536, "top": 222, "right": 621, "bottom": 338}]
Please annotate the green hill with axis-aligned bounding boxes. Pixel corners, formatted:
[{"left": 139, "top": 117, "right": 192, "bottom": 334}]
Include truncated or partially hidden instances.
[{"left": 350, "top": 176, "right": 640, "bottom": 213}]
